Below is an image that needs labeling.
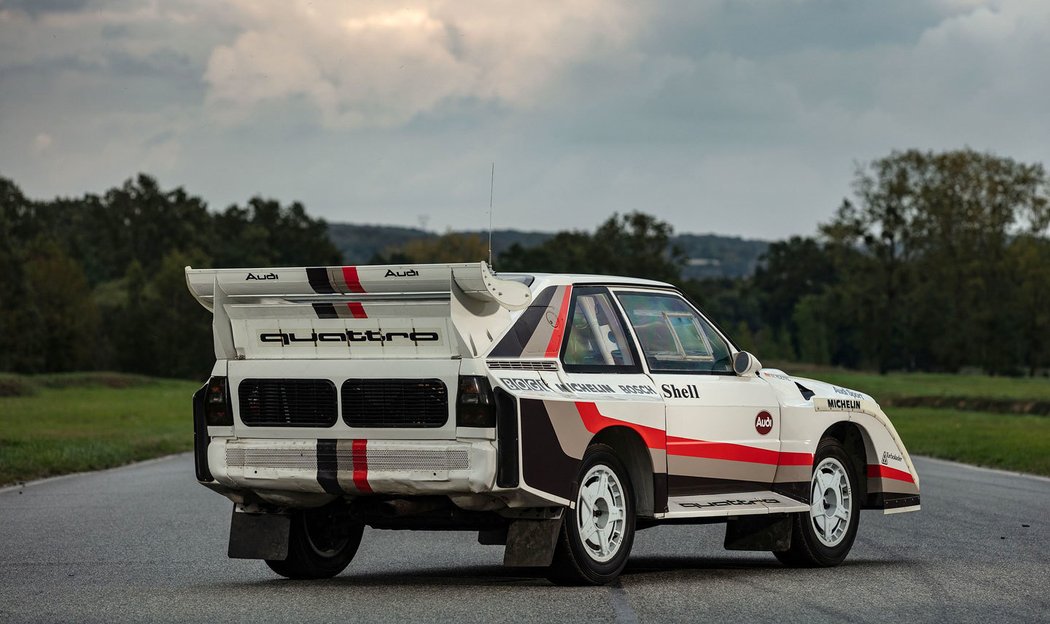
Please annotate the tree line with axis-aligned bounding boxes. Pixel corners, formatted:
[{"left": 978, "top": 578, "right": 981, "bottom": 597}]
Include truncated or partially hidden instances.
[
  {"left": 380, "top": 149, "right": 1050, "bottom": 376},
  {"left": 0, "top": 175, "right": 340, "bottom": 378},
  {"left": 1, "top": 148, "right": 1047, "bottom": 378}
]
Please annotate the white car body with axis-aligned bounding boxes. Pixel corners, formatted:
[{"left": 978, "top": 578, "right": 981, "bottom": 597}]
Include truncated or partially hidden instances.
[{"left": 186, "top": 262, "right": 919, "bottom": 576}]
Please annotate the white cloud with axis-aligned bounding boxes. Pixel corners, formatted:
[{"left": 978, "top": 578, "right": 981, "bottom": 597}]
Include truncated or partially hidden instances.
[
  {"left": 202, "top": 0, "right": 639, "bottom": 128},
  {"left": 1, "top": 0, "right": 1049, "bottom": 238},
  {"left": 32, "top": 133, "right": 53, "bottom": 153}
]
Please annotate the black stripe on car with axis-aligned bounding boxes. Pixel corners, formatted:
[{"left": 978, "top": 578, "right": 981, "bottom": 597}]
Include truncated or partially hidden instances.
[
  {"left": 518, "top": 398, "right": 579, "bottom": 501},
  {"left": 489, "top": 286, "right": 557, "bottom": 357},
  {"left": 306, "top": 266, "right": 336, "bottom": 294},
  {"left": 312, "top": 302, "right": 338, "bottom": 319},
  {"left": 316, "top": 439, "right": 343, "bottom": 494}
]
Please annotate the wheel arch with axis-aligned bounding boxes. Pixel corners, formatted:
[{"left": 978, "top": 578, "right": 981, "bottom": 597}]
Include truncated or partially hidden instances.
[
  {"left": 589, "top": 426, "right": 656, "bottom": 518},
  {"left": 820, "top": 421, "right": 872, "bottom": 507}
]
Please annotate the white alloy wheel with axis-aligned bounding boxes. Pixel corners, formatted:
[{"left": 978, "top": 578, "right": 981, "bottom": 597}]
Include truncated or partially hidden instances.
[
  {"left": 809, "top": 457, "right": 853, "bottom": 547},
  {"left": 576, "top": 464, "right": 627, "bottom": 563}
]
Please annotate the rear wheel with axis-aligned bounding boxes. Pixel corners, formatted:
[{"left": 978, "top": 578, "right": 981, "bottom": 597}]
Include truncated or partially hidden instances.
[
  {"left": 775, "top": 437, "right": 860, "bottom": 567},
  {"left": 547, "top": 444, "right": 636, "bottom": 585},
  {"left": 266, "top": 505, "right": 364, "bottom": 579}
]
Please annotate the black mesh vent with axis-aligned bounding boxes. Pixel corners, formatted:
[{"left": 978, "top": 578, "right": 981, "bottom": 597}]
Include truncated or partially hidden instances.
[
  {"left": 342, "top": 379, "right": 449, "bottom": 428},
  {"left": 238, "top": 379, "right": 338, "bottom": 427}
]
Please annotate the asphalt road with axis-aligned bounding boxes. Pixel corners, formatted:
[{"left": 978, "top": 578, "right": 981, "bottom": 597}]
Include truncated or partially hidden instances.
[{"left": 1, "top": 455, "right": 1047, "bottom": 624}]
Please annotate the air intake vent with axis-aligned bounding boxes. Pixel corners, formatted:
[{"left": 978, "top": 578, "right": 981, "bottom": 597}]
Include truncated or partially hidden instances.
[
  {"left": 486, "top": 360, "right": 559, "bottom": 371},
  {"left": 238, "top": 379, "right": 338, "bottom": 427},
  {"left": 342, "top": 379, "right": 449, "bottom": 428}
]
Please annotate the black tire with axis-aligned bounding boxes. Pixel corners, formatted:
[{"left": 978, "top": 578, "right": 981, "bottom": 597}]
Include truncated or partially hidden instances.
[
  {"left": 775, "top": 437, "right": 860, "bottom": 567},
  {"left": 265, "top": 505, "right": 364, "bottom": 579},
  {"left": 547, "top": 444, "right": 636, "bottom": 586}
]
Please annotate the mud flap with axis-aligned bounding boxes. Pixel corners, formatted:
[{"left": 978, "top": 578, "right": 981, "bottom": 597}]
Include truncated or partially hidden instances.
[
  {"left": 228, "top": 507, "right": 290, "bottom": 560},
  {"left": 724, "top": 514, "right": 793, "bottom": 552},
  {"left": 503, "top": 518, "right": 563, "bottom": 567}
]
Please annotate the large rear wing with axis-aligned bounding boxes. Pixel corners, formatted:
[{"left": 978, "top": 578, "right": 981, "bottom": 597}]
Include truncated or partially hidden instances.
[{"left": 185, "top": 262, "right": 532, "bottom": 360}]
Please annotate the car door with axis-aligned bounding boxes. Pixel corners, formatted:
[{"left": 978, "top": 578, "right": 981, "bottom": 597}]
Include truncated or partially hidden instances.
[
  {"left": 613, "top": 289, "right": 781, "bottom": 497},
  {"left": 547, "top": 286, "right": 664, "bottom": 421}
]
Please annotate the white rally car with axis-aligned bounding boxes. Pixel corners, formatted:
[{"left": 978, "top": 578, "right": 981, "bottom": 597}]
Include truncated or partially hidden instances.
[{"left": 186, "top": 262, "right": 919, "bottom": 585}]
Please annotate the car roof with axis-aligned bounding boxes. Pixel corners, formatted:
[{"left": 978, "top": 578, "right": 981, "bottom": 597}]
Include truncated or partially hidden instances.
[{"left": 499, "top": 272, "right": 675, "bottom": 292}]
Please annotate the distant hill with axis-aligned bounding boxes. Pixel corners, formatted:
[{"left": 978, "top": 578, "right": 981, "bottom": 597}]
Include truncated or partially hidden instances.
[
  {"left": 327, "top": 222, "right": 769, "bottom": 278},
  {"left": 674, "top": 233, "right": 770, "bottom": 278}
]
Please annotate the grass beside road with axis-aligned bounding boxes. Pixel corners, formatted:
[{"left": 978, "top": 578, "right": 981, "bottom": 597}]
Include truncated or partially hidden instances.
[
  {"left": 889, "top": 407, "right": 1050, "bottom": 476},
  {"left": 0, "top": 374, "right": 198, "bottom": 486},
  {"left": 1, "top": 369, "right": 1048, "bottom": 485},
  {"left": 774, "top": 365, "right": 1050, "bottom": 475},
  {"left": 778, "top": 365, "right": 1050, "bottom": 403}
]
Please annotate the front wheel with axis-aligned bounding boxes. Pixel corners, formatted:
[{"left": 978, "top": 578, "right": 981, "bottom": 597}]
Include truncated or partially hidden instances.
[
  {"left": 775, "top": 437, "right": 860, "bottom": 567},
  {"left": 266, "top": 505, "right": 364, "bottom": 579},
  {"left": 547, "top": 444, "right": 636, "bottom": 585}
]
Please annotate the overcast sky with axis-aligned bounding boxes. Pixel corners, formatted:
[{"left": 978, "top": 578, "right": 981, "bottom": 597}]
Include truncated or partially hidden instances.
[{"left": 1, "top": 0, "right": 1047, "bottom": 239}]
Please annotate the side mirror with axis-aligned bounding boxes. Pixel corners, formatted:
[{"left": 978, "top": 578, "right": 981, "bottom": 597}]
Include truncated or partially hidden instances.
[{"left": 733, "top": 351, "right": 762, "bottom": 376}]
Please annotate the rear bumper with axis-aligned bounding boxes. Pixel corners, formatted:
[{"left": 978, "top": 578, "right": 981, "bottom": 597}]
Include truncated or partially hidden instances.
[{"left": 207, "top": 437, "right": 497, "bottom": 497}]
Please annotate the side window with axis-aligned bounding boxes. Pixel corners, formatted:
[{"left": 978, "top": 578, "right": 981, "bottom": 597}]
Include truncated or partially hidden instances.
[
  {"left": 562, "top": 290, "right": 638, "bottom": 371},
  {"left": 615, "top": 292, "right": 733, "bottom": 374}
]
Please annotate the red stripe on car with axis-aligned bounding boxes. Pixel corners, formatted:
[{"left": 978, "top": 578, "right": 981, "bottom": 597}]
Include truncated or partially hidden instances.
[
  {"left": 544, "top": 286, "right": 573, "bottom": 358},
  {"left": 668, "top": 438, "right": 814, "bottom": 467},
  {"left": 575, "top": 401, "right": 666, "bottom": 450},
  {"left": 867, "top": 464, "right": 914, "bottom": 483},
  {"left": 346, "top": 302, "right": 367, "bottom": 318},
  {"left": 667, "top": 437, "right": 781, "bottom": 465},
  {"left": 352, "top": 439, "right": 371, "bottom": 492},
  {"left": 342, "top": 266, "right": 365, "bottom": 293},
  {"left": 575, "top": 401, "right": 814, "bottom": 467},
  {"left": 777, "top": 451, "right": 816, "bottom": 466}
]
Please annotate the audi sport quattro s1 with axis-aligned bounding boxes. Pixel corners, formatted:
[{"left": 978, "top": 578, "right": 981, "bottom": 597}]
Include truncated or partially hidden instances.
[{"left": 185, "top": 261, "right": 919, "bottom": 585}]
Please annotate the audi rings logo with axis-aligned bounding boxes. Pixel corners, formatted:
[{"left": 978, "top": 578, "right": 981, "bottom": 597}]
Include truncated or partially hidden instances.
[{"left": 755, "top": 411, "right": 773, "bottom": 435}]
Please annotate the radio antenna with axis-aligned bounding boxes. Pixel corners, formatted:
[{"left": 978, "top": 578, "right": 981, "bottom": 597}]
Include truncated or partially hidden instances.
[{"left": 488, "top": 162, "right": 495, "bottom": 268}]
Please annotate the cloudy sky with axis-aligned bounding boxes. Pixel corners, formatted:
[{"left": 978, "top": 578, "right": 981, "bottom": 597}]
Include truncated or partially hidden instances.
[{"left": 1, "top": 0, "right": 1047, "bottom": 239}]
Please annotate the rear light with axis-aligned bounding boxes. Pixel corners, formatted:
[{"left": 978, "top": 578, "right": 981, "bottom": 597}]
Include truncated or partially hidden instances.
[
  {"left": 204, "top": 376, "right": 232, "bottom": 426},
  {"left": 456, "top": 376, "right": 495, "bottom": 428}
]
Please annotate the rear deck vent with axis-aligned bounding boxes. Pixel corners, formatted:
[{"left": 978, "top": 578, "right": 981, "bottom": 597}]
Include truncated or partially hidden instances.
[
  {"left": 342, "top": 379, "right": 449, "bottom": 428},
  {"left": 238, "top": 379, "right": 338, "bottom": 427},
  {"left": 486, "top": 360, "right": 559, "bottom": 371}
]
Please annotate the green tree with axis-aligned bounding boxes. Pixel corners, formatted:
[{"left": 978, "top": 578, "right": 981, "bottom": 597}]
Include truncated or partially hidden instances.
[
  {"left": 1009, "top": 235, "right": 1050, "bottom": 376},
  {"left": 21, "top": 238, "right": 100, "bottom": 372},
  {"left": 822, "top": 149, "right": 1050, "bottom": 373},
  {"left": 499, "top": 212, "right": 685, "bottom": 283},
  {"left": 0, "top": 178, "right": 44, "bottom": 372},
  {"left": 750, "top": 236, "right": 837, "bottom": 358},
  {"left": 378, "top": 232, "right": 489, "bottom": 264},
  {"left": 214, "top": 198, "right": 342, "bottom": 267}
]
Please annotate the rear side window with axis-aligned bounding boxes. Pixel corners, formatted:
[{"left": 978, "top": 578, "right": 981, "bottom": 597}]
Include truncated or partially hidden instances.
[
  {"left": 616, "top": 292, "right": 732, "bottom": 374},
  {"left": 561, "top": 289, "right": 638, "bottom": 372}
]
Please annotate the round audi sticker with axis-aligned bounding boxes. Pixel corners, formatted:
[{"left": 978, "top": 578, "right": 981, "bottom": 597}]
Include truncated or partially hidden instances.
[{"left": 755, "top": 411, "right": 773, "bottom": 435}]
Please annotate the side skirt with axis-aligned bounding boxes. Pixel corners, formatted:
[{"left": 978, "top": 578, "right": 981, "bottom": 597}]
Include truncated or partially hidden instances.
[{"left": 659, "top": 491, "right": 809, "bottom": 519}]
